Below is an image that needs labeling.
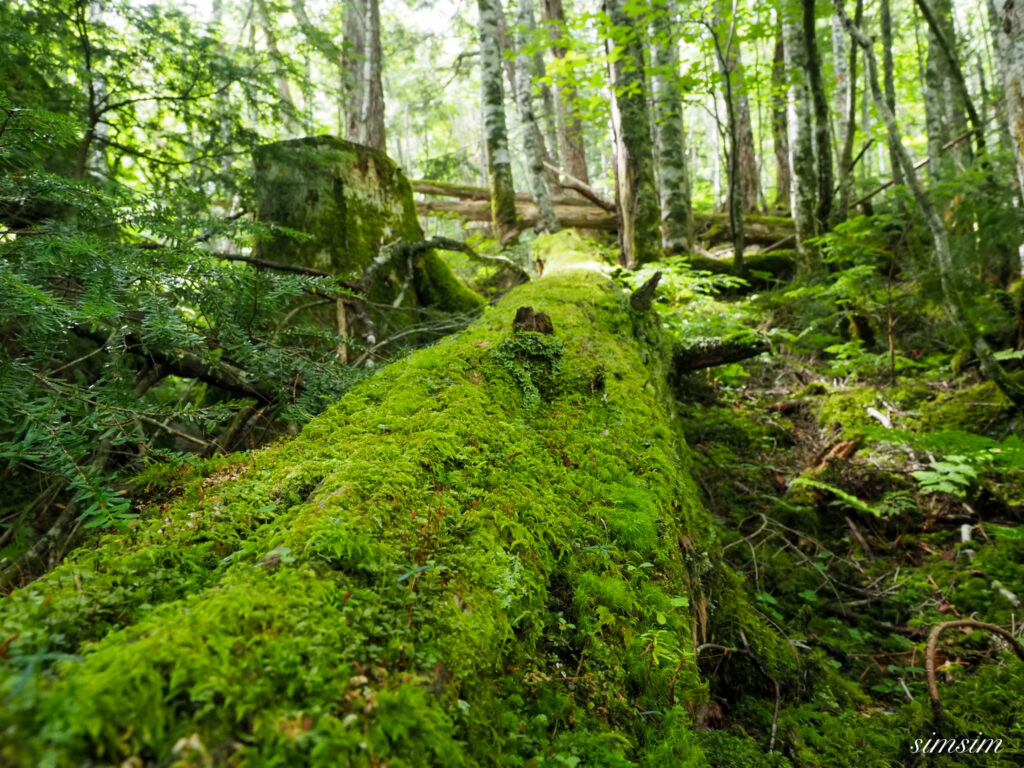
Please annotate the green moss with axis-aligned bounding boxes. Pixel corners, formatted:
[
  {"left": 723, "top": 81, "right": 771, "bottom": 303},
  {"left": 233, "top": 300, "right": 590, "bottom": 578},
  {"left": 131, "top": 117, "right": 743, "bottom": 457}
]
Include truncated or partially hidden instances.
[{"left": 0, "top": 231, "right": 731, "bottom": 767}]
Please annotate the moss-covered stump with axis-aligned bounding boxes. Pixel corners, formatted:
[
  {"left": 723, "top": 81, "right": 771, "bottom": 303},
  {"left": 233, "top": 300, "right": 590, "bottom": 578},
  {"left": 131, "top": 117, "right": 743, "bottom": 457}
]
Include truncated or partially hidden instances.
[
  {"left": 253, "top": 137, "right": 482, "bottom": 324},
  {"left": 0, "top": 232, "right": 781, "bottom": 767}
]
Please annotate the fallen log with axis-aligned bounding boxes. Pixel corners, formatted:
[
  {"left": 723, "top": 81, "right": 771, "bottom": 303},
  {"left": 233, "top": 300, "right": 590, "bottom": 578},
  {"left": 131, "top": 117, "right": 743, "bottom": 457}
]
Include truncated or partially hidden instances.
[
  {"left": 673, "top": 333, "right": 771, "bottom": 376},
  {"left": 414, "top": 187, "right": 795, "bottom": 248},
  {"left": 0, "top": 231, "right": 793, "bottom": 766},
  {"left": 416, "top": 197, "right": 618, "bottom": 230}
]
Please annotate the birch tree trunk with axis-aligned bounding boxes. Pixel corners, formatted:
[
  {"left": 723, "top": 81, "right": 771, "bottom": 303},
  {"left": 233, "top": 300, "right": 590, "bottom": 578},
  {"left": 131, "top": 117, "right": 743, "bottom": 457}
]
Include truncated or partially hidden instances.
[
  {"left": 604, "top": 0, "right": 663, "bottom": 267},
  {"left": 771, "top": 21, "right": 791, "bottom": 209},
  {"left": 650, "top": 0, "right": 693, "bottom": 254},
  {"left": 880, "top": 0, "right": 904, "bottom": 186},
  {"left": 835, "top": 1, "right": 1024, "bottom": 412},
  {"left": 478, "top": 0, "right": 519, "bottom": 239},
  {"left": 540, "top": 0, "right": 590, "bottom": 185},
  {"left": 833, "top": 0, "right": 862, "bottom": 222},
  {"left": 995, "top": 0, "right": 1024, "bottom": 199},
  {"left": 784, "top": 0, "right": 817, "bottom": 258},
  {"left": 711, "top": 1, "right": 747, "bottom": 271},
  {"left": 921, "top": 0, "right": 966, "bottom": 177},
  {"left": 514, "top": 0, "right": 560, "bottom": 233},
  {"left": 342, "top": 0, "right": 386, "bottom": 150}
]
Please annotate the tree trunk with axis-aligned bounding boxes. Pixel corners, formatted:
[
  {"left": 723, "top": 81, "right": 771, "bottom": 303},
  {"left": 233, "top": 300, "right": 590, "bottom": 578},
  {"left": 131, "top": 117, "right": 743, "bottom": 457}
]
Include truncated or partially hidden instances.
[
  {"left": 255, "top": 0, "right": 301, "bottom": 135},
  {"left": 995, "top": 0, "right": 1024, "bottom": 199},
  {"left": 771, "top": 20, "right": 791, "bottom": 210},
  {"left": 879, "top": 0, "right": 904, "bottom": 187},
  {"left": 921, "top": 0, "right": 967, "bottom": 177},
  {"left": 650, "top": 0, "right": 693, "bottom": 254},
  {"left": 833, "top": 0, "right": 862, "bottom": 223},
  {"left": 711, "top": 1, "right": 747, "bottom": 272},
  {"left": 784, "top": 0, "right": 817, "bottom": 258},
  {"left": 0, "top": 231, "right": 780, "bottom": 765},
  {"left": 539, "top": 0, "right": 590, "bottom": 185},
  {"left": 513, "top": 0, "right": 560, "bottom": 232},
  {"left": 342, "top": 0, "right": 386, "bottom": 150},
  {"left": 605, "top": 0, "right": 663, "bottom": 267},
  {"left": 477, "top": 0, "right": 519, "bottom": 239},
  {"left": 803, "top": 0, "right": 834, "bottom": 230},
  {"left": 835, "top": 1, "right": 1024, "bottom": 412}
]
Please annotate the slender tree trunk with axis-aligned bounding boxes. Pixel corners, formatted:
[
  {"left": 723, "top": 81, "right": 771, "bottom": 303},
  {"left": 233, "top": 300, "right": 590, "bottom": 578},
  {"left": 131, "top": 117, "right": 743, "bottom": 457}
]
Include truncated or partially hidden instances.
[
  {"left": 771, "top": 21, "right": 791, "bottom": 210},
  {"left": 879, "top": 0, "right": 904, "bottom": 186},
  {"left": 650, "top": 0, "right": 692, "bottom": 254},
  {"left": 803, "top": 0, "right": 834, "bottom": 230},
  {"left": 784, "top": 0, "right": 817, "bottom": 258},
  {"left": 995, "top": 0, "right": 1024, "bottom": 199},
  {"left": 921, "top": 0, "right": 968, "bottom": 177},
  {"left": 604, "top": 0, "right": 663, "bottom": 267},
  {"left": 341, "top": 0, "right": 385, "bottom": 149},
  {"left": 255, "top": 0, "right": 301, "bottom": 134},
  {"left": 834, "top": 0, "right": 862, "bottom": 222},
  {"left": 915, "top": 0, "right": 985, "bottom": 161},
  {"left": 540, "top": 0, "right": 590, "bottom": 185},
  {"left": 835, "top": 1, "right": 1024, "bottom": 411},
  {"left": 513, "top": 0, "right": 560, "bottom": 232},
  {"left": 478, "top": 0, "right": 519, "bottom": 239},
  {"left": 711, "top": 2, "right": 747, "bottom": 272}
]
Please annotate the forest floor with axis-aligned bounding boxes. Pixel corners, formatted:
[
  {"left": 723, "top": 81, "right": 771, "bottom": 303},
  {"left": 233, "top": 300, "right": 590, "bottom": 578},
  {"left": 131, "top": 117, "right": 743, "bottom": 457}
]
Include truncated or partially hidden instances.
[{"left": 664, "top": 273, "right": 1024, "bottom": 766}]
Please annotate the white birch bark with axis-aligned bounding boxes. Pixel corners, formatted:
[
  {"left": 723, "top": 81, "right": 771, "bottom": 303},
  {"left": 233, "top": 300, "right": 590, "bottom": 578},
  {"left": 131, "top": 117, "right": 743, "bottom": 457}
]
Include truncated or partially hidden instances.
[
  {"left": 513, "top": 0, "right": 559, "bottom": 232},
  {"left": 784, "top": 0, "right": 816, "bottom": 257},
  {"left": 478, "top": 0, "right": 518, "bottom": 237},
  {"left": 651, "top": 0, "right": 692, "bottom": 253}
]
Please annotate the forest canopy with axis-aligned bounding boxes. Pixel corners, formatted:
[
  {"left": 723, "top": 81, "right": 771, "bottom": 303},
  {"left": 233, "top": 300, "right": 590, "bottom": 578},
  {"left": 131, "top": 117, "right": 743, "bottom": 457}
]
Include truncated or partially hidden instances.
[{"left": 2, "top": 0, "right": 1024, "bottom": 764}]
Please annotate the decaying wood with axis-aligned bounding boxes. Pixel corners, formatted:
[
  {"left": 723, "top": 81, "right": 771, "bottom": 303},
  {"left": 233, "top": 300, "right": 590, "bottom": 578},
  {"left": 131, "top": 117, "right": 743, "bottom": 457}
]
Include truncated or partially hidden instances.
[
  {"left": 672, "top": 335, "right": 770, "bottom": 376},
  {"left": 512, "top": 305, "right": 554, "bottom": 334},
  {"left": 630, "top": 271, "right": 662, "bottom": 312},
  {"left": 416, "top": 196, "right": 795, "bottom": 248},
  {"left": 416, "top": 198, "right": 618, "bottom": 230},
  {"left": 411, "top": 179, "right": 593, "bottom": 207}
]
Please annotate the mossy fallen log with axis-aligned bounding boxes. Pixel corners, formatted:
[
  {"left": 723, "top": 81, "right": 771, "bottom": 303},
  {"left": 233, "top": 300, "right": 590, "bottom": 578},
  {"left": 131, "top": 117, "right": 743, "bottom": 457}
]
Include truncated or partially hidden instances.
[
  {"left": 411, "top": 182, "right": 796, "bottom": 249},
  {"left": 0, "top": 232, "right": 792, "bottom": 767}
]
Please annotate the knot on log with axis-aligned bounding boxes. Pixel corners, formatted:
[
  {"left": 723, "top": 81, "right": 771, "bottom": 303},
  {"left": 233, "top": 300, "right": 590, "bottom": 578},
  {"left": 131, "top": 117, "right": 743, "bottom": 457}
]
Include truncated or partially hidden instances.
[
  {"left": 513, "top": 306, "right": 554, "bottom": 334},
  {"left": 630, "top": 271, "right": 662, "bottom": 312}
]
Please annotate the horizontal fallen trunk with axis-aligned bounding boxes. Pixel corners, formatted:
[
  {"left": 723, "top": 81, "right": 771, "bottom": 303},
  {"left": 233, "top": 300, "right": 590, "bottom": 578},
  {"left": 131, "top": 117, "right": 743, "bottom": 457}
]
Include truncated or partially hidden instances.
[
  {"left": 416, "top": 197, "right": 618, "bottom": 230},
  {"left": 414, "top": 189, "right": 795, "bottom": 247},
  {"left": 673, "top": 333, "right": 771, "bottom": 376},
  {"left": 0, "top": 232, "right": 791, "bottom": 766}
]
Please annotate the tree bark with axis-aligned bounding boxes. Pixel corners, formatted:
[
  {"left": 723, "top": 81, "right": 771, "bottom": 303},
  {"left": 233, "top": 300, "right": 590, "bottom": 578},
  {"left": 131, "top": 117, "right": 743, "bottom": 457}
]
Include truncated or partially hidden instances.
[
  {"left": 995, "top": 0, "right": 1024, "bottom": 199},
  {"left": 513, "top": 0, "right": 560, "bottom": 232},
  {"left": 604, "top": 0, "right": 663, "bottom": 267},
  {"left": 879, "top": 0, "right": 904, "bottom": 187},
  {"left": 914, "top": 0, "right": 985, "bottom": 162},
  {"left": 771, "top": 20, "right": 791, "bottom": 210},
  {"left": 784, "top": 0, "right": 817, "bottom": 258},
  {"left": 711, "top": 1, "right": 747, "bottom": 272},
  {"left": 539, "top": 0, "right": 590, "bottom": 185},
  {"left": 341, "top": 0, "right": 386, "bottom": 150},
  {"left": 477, "top": 0, "right": 519, "bottom": 239},
  {"left": 650, "top": 0, "right": 693, "bottom": 254},
  {"left": 834, "top": 0, "right": 862, "bottom": 223},
  {"left": 920, "top": 0, "right": 968, "bottom": 177},
  {"left": 803, "top": 0, "right": 834, "bottom": 230}
]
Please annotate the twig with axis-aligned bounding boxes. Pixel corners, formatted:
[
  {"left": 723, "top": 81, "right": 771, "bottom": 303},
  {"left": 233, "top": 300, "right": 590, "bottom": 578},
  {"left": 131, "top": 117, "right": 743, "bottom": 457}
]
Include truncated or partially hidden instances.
[{"left": 925, "top": 620, "right": 1024, "bottom": 719}]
